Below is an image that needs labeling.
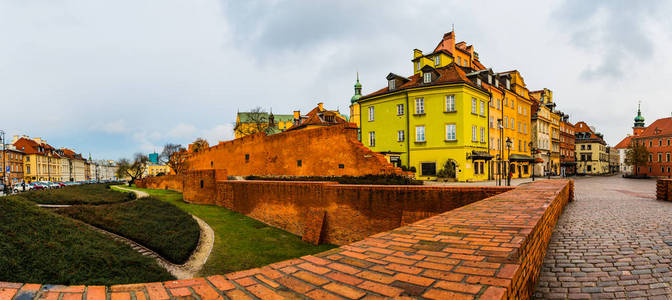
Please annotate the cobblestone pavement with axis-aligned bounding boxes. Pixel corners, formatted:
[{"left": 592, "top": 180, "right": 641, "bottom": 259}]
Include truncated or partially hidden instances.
[{"left": 535, "top": 176, "right": 672, "bottom": 299}]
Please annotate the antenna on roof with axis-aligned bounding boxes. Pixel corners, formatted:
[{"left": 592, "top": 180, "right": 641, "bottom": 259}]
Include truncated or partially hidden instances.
[{"left": 452, "top": 23, "right": 454, "bottom": 32}]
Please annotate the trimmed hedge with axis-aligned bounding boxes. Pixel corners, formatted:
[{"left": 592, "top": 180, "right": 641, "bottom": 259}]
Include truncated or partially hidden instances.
[
  {"left": 19, "top": 184, "right": 133, "bottom": 205},
  {"left": 245, "top": 174, "right": 422, "bottom": 185},
  {"left": 0, "top": 196, "right": 173, "bottom": 285},
  {"left": 57, "top": 198, "right": 200, "bottom": 264}
]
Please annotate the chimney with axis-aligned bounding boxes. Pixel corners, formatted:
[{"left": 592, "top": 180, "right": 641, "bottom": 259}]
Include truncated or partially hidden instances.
[
  {"left": 293, "top": 110, "right": 301, "bottom": 125},
  {"left": 318, "top": 102, "right": 324, "bottom": 111}
]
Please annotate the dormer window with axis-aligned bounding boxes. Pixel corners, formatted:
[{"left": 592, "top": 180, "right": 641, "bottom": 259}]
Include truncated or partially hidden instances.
[
  {"left": 423, "top": 72, "right": 432, "bottom": 83},
  {"left": 495, "top": 78, "right": 499, "bottom": 87},
  {"left": 476, "top": 78, "right": 482, "bottom": 86},
  {"left": 388, "top": 79, "right": 395, "bottom": 90},
  {"left": 506, "top": 79, "right": 511, "bottom": 90},
  {"left": 434, "top": 56, "right": 440, "bottom": 66},
  {"left": 488, "top": 74, "right": 492, "bottom": 84}
]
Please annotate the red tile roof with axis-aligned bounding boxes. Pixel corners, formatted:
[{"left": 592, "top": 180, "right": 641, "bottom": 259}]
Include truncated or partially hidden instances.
[
  {"left": 359, "top": 63, "right": 485, "bottom": 100},
  {"left": 614, "top": 136, "right": 633, "bottom": 149},
  {"left": 575, "top": 121, "right": 606, "bottom": 144},
  {"left": 638, "top": 117, "right": 672, "bottom": 137},
  {"left": 286, "top": 105, "right": 348, "bottom": 131},
  {"left": 13, "top": 137, "right": 59, "bottom": 157}
]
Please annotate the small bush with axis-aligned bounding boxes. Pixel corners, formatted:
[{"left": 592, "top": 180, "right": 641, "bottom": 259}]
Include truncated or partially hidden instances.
[
  {"left": 20, "top": 184, "right": 130, "bottom": 205},
  {"left": 0, "top": 195, "right": 173, "bottom": 285},
  {"left": 57, "top": 198, "right": 200, "bottom": 264},
  {"left": 245, "top": 174, "right": 422, "bottom": 185}
]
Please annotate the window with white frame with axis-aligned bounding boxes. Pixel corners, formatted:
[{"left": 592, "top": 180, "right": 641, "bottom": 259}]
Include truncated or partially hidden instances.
[
  {"left": 415, "top": 98, "right": 424, "bottom": 114},
  {"left": 416, "top": 126, "right": 425, "bottom": 142},
  {"left": 398, "top": 130, "right": 405, "bottom": 142},
  {"left": 504, "top": 116, "right": 508, "bottom": 128},
  {"left": 369, "top": 132, "right": 375, "bottom": 147},
  {"left": 368, "top": 106, "right": 375, "bottom": 121},
  {"left": 423, "top": 72, "right": 431, "bottom": 83},
  {"left": 472, "top": 125, "right": 477, "bottom": 142},
  {"left": 471, "top": 98, "right": 477, "bottom": 114},
  {"left": 446, "top": 124, "right": 456, "bottom": 141},
  {"left": 510, "top": 118, "right": 514, "bottom": 129},
  {"left": 397, "top": 104, "right": 404, "bottom": 116},
  {"left": 388, "top": 80, "right": 395, "bottom": 90},
  {"left": 417, "top": 61, "right": 421, "bottom": 71},
  {"left": 445, "top": 95, "right": 455, "bottom": 112},
  {"left": 480, "top": 127, "right": 485, "bottom": 143},
  {"left": 479, "top": 101, "right": 485, "bottom": 116},
  {"left": 434, "top": 56, "right": 440, "bottom": 66}
]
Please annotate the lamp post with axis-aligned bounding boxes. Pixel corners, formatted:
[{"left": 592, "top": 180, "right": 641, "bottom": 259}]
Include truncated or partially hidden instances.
[
  {"left": 529, "top": 142, "right": 535, "bottom": 182},
  {"left": 547, "top": 151, "right": 552, "bottom": 179},
  {"left": 506, "top": 137, "right": 512, "bottom": 186}
]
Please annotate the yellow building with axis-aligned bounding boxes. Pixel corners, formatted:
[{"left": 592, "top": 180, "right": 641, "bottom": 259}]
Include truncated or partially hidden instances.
[
  {"left": 487, "top": 70, "right": 534, "bottom": 181},
  {"left": 356, "top": 31, "right": 493, "bottom": 181},
  {"left": 144, "top": 163, "right": 171, "bottom": 177},
  {"left": 12, "top": 136, "right": 62, "bottom": 182},
  {"left": 530, "top": 88, "right": 562, "bottom": 175},
  {"left": 234, "top": 111, "right": 294, "bottom": 139},
  {"left": 575, "top": 121, "right": 609, "bottom": 174}
]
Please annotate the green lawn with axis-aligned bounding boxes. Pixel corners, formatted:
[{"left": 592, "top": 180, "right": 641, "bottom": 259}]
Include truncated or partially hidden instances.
[
  {"left": 0, "top": 195, "right": 173, "bottom": 285},
  {"left": 18, "top": 184, "right": 133, "bottom": 205},
  {"left": 114, "top": 186, "right": 336, "bottom": 275},
  {"left": 57, "top": 198, "right": 200, "bottom": 264}
]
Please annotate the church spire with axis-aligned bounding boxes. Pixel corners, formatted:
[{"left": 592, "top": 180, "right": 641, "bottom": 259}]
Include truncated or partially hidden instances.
[
  {"left": 634, "top": 101, "right": 645, "bottom": 128},
  {"left": 351, "top": 72, "right": 362, "bottom": 104}
]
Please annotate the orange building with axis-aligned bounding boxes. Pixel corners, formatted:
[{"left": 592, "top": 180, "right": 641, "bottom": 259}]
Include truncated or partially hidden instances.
[{"left": 1, "top": 145, "right": 25, "bottom": 187}]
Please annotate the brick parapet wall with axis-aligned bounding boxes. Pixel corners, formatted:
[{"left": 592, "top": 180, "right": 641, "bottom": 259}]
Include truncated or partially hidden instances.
[
  {"left": 215, "top": 180, "right": 513, "bottom": 245},
  {"left": 2, "top": 180, "right": 572, "bottom": 300},
  {"left": 656, "top": 179, "right": 672, "bottom": 201},
  {"left": 135, "top": 175, "right": 183, "bottom": 191}
]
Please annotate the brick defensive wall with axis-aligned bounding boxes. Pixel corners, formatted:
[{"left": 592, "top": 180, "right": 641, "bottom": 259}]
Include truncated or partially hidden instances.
[
  {"left": 657, "top": 178, "right": 672, "bottom": 201},
  {"left": 2, "top": 179, "right": 576, "bottom": 299},
  {"left": 182, "top": 123, "right": 404, "bottom": 177}
]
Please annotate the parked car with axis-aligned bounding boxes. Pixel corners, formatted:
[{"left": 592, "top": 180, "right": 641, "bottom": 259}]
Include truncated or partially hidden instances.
[
  {"left": 30, "top": 182, "right": 47, "bottom": 190},
  {"left": 13, "top": 183, "right": 33, "bottom": 193}
]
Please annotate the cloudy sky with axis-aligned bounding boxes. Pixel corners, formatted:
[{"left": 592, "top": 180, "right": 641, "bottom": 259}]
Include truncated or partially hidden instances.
[{"left": 1, "top": 0, "right": 671, "bottom": 160}]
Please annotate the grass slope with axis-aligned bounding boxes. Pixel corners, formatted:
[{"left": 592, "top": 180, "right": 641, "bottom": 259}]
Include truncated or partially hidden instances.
[
  {"left": 19, "top": 184, "right": 133, "bottom": 205},
  {"left": 0, "top": 196, "right": 173, "bottom": 285},
  {"left": 115, "top": 186, "right": 336, "bottom": 275},
  {"left": 58, "top": 198, "right": 200, "bottom": 264}
]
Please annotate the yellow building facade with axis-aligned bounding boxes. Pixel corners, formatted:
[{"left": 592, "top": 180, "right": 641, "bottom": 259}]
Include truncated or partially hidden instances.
[
  {"left": 234, "top": 112, "right": 294, "bottom": 139},
  {"left": 487, "top": 70, "right": 534, "bottom": 181},
  {"left": 357, "top": 32, "right": 493, "bottom": 181}
]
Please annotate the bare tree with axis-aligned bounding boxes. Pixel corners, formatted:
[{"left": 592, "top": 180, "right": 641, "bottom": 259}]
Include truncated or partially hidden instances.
[
  {"left": 234, "top": 107, "right": 269, "bottom": 137},
  {"left": 625, "top": 141, "right": 649, "bottom": 176},
  {"left": 160, "top": 143, "right": 188, "bottom": 174},
  {"left": 191, "top": 138, "right": 209, "bottom": 153},
  {"left": 117, "top": 153, "right": 148, "bottom": 184}
]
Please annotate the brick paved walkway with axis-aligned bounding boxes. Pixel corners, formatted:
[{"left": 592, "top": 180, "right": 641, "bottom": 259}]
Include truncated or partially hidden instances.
[{"left": 535, "top": 176, "right": 672, "bottom": 299}]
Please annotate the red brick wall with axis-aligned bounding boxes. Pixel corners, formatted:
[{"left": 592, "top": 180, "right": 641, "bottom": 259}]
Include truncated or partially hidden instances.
[
  {"left": 135, "top": 175, "right": 183, "bottom": 191},
  {"left": 215, "top": 180, "right": 512, "bottom": 245},
  {"left": 9, "top": 180, "right": 573, "bottom": 299},
  {"left": 657, "top": 179, "right": 671, "bottom": 201},
  {"left": 182, "top": 169, "right": 227, "bottom": 204},
  {"left": 184, "top": 123, "right": 403, "bottom": 177}
]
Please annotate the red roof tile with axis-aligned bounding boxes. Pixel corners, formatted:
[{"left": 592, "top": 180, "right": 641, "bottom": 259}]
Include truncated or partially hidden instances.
[
  {"left": 614, "top": 136, "right": 633, "bottom": 149},
  {"left": 359, "top": 63, "right": 485, "bottom": 100},
  {"left": 638, "top": 117, "right": 672, "bottom": 137}
]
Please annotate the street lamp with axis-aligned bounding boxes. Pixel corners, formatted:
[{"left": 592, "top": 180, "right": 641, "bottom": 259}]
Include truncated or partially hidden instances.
[
  {"left": 497, "top": 119, "right": 504, "bottom": 186},
  {"left": 506, "top": 137, "right": 512, "bottom": 186},
  {"left": 529, "top": 141, "right": 535, "bottom": 182}
]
